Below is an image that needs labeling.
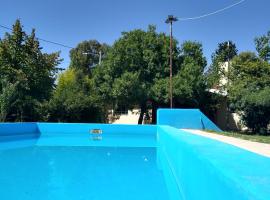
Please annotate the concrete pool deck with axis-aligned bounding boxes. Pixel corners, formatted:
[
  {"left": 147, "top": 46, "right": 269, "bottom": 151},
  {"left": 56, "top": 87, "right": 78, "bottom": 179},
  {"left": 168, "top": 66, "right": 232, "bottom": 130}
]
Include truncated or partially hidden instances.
[{"left": 181, "top": 129, "right": 270, "bottom": 158}]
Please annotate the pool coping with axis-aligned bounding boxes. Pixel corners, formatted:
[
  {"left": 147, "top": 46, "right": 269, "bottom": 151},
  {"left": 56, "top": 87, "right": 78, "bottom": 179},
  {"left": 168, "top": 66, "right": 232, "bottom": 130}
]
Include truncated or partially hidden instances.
[{"left": 181, "top": 129, "right": 270, "bottom": 158}]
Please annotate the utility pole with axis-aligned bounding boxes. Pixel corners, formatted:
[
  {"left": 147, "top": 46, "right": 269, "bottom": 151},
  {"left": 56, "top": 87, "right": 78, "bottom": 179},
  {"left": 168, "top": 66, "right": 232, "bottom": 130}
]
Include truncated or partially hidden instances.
[
  {"left": 166, "top": 15, "right": 178, "bottom": 108},
  {"left": 82, "top": 50, "right": 102, "bottom": 67},
  {"left": 226, "top": 41, "right": 230, "bottom": 130},
  {"left": 99, "top": 51, "right": 102, "bottom": 65}
]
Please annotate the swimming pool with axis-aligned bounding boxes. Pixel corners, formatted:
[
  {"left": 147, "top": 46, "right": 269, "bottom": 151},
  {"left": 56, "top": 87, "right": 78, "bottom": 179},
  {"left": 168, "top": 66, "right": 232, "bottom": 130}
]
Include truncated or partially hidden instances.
[{"left": 0, "top": 109, "right": 270, "bottom": 200}]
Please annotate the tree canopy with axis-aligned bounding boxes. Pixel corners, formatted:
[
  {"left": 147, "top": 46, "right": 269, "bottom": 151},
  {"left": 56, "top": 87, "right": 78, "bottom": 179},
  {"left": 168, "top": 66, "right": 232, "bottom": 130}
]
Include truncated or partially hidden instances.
[
  {"left": 93, "top": 26, "right": 210, "bottom": 123},
  {"left": 48, "top": 40, "right": 110, "bottom": 122},
  {"left": 255, "top": 31, "right": 270, "bottom": 61},
  {"left": 1, "top": 19, "right": 268, "bottom": 133},
  {"left": 229, "top": 52, "right": 270, "bottom": 134},
  {"left": 207, "top": 41, "right": 238, "bottom": 90},
  {"left": 69, "top": 40, "right": 110, "bottom": 74},
  {"left": 48, "top": 68, "right": 105, "bottom": 122},
  {"left": 0, "top": 20, "right": 61, "bottom": 121}
]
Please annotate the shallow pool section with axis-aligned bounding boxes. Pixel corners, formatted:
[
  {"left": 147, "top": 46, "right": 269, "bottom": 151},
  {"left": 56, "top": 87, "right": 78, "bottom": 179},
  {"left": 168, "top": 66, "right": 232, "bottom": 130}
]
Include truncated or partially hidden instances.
[{"left": 0, "top": 145, "right": 169, "bottom": 200}]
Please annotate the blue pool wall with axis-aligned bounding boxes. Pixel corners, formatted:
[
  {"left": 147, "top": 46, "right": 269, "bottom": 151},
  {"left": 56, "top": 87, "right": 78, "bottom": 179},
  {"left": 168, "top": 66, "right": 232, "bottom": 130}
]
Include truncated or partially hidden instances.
[
  {"left": 37, "top": 123, "right": 156, "bottom": 135},
  {"left": 0, "top": 123, "right": 157, "bottom": 148},
  {"left": 157, "top": 108, "right": 222, "bottom": 132},
  {"left": 0, "top": 123, "right": 40, "bottom": 141},
  {"left": 157, "top": 126, "right": 270, "bottom": 200},
  {"left": 0, "top": 123, "right": 157, "bottom": 146},
  {"left": 36, "top": 123, "right": 157, "bottom": 147}
]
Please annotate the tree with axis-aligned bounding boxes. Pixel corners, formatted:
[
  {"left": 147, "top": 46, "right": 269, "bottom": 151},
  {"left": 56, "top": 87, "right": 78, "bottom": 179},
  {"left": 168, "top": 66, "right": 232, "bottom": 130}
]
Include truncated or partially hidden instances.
[
  {"left": 151, "top": 41, "right": 208, "bottom": 108},
  {"left": 0, "top": 79, "right": 18, "bottom": 122},
  {"left": 207, "top": 41, "right": 238, "bottom": 90},
  {"left": 229, "top": 52, "right": 270, "bottom": 134},
  {"left": 95, "top": 25, "right": 180, "bottom": 123},
  {"left": 95, "top": 25, "right": 211, "bottom": 124},
  {"left": 0, "top": 20, "right": 61, "bottom": 121},
  {"left": 47, "top": 40, "right": 110, "bottom": 123},
  {"left": 175, "top": 41, "right": 207, "bottom": 105},
  {"left": 255, "top": 31, "right": 270, "bottom": 61},
  {"left": 69, "top": 40, "right": 110, "bottom": 74},
  {"left": 213, "top": 41, "right": 238, "bottom": 62},
  {"left": 48, "top": 69, "right": 105, "bottom": 122}
]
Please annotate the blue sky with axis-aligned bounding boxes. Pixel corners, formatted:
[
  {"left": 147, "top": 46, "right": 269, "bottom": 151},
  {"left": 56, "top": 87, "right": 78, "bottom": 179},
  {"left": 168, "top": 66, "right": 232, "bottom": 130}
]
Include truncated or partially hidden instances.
[{"left": 0, "top": 0, "right": 269, "bottom": 69}]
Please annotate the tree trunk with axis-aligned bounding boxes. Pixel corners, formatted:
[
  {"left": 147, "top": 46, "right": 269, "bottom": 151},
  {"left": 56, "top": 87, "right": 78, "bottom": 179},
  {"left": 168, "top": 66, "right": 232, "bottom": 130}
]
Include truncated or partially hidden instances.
[
  {"left": 138, "top": 103, "right": 146, "bottom": 124},
  {"left": 151, "top": 101, "right": 158, "bottom": 124}
]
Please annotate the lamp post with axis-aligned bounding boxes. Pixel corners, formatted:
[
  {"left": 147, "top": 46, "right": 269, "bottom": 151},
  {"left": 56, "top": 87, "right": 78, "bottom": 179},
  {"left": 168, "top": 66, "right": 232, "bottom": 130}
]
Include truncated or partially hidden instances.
[
  {"left": 82, "top": 50, "right": 102, "bottom": 67},
  {"left": 165, "top": 15, "right": 178, "bottom": 108},
  {"left": 226, "top": 41, "right": 230, "bottom": 130}
]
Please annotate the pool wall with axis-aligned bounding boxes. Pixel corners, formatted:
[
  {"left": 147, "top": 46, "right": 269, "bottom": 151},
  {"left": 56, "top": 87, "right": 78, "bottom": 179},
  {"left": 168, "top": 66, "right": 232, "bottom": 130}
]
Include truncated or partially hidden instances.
[
  {"left": 36, "top": 123, "right": 157, "bottom": 147},
  {"left": 157, "top": 125, "right": 270, "bottom": 200},
  {"left": 0, "top": 123, "right": 40, "bottom": 141},
  {"left": 157, "top": 109, "right": 222, "bottom": 132}
]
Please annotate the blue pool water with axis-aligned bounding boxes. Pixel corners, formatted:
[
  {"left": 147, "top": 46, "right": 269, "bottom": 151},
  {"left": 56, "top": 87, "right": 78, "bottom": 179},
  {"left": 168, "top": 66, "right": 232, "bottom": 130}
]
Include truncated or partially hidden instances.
[{"left": 0, "top": 144, "right": 169, "bottom": 200}]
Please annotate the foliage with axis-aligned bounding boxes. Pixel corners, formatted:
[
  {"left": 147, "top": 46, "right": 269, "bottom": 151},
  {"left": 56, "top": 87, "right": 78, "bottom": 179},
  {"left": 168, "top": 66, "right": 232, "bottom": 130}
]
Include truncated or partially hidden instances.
[
  {"left": 255, "top": 31, "right": 270, "bottom": 61},
  {"left": 173, "top": 41, "right": 207, "bottom": 107},
  {"left": 47, "top": 39, "right": 110, "bottom": 123},
  {"left": 0, "top": 79, "right": 18, "bottom": 121},
  {"left": 48, "top": 69, "right": 106, "bottom": 122},
  {"left": 94, "top": 26, "right": 213, "bottom": 123},
  {"left": 229, "top": 52, "right": 270, "bottom": 134},
  {"left": 207, "top": 41, "right": 238, "bottom": 90},
  {"left": 3, "top": 19, "right": 269, "bottom": 133},
  {"left": 151, "top": 41, "right": 210, "bottom": 112},
  {"left": 94, "top": 25, "right": 179, "bottom": 123},
  {"left": 213, "top": 41, "right": 238, "bottom": 62},
  {"left": 0, "top": 20, "right": 61, "bottom": 121},
  {"left": 69, "top": 40, "right": 110, "bottom": 74}
]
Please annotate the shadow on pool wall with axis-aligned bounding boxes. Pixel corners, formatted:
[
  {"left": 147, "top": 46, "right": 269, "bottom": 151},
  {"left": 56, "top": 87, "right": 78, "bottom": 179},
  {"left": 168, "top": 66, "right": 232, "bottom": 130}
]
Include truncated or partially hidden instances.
[
  {"left": 0, "top": 122, "right": 40, "bottom": 141},
  {"left": 0, "top": 109, "right": 270, "bottom": 200},
  {"left": 157, "top": 108, "right": 222, "bottom": 132}
]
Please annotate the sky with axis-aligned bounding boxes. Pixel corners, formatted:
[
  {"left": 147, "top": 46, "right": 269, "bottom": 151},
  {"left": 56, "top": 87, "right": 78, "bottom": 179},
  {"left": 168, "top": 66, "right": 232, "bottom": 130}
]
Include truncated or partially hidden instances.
[{"left": 0, "top": 0, "right": 269, "bottom": 69}]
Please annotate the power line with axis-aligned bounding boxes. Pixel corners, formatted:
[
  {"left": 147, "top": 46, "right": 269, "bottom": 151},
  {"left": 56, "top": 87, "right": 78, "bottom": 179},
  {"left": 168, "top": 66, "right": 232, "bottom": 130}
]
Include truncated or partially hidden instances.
[
  {"left": 178, "top": 0, "right": 246, "bottom": 21},
  {"left": 0, "top": 24, "right": 74, "bottom": 49},
  {"left": 37, "top": 38, "right": 73, "bottom": 49},
  {"left": 0, "top": 0, "right": 246, "bottom": 48},
  {"left": 0, "top": 24, "right": 12, "bottom": 30}
]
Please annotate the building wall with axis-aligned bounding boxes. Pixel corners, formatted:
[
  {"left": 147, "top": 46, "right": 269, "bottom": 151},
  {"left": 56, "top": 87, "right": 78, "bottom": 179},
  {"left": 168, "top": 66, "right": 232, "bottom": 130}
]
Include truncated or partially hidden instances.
[
  {"left": 112, "top": 109, "right": 140, "bottom": 124},
  {"left": 215, "top": 97, "right": 247, "bottom": 131}
]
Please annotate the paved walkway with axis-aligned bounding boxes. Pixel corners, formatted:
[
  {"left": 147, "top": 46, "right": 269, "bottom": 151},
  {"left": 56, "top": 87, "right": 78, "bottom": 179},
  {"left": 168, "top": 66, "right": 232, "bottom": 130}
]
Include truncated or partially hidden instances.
[{"left": 181, "top": 129, "right": 270, "bottom": 158}]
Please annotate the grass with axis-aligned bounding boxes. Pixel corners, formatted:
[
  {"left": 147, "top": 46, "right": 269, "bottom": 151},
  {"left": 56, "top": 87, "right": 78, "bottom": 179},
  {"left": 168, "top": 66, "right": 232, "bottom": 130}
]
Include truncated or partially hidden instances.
[{"left": 213, "top": 131, "right": 270, "bottom": 144}]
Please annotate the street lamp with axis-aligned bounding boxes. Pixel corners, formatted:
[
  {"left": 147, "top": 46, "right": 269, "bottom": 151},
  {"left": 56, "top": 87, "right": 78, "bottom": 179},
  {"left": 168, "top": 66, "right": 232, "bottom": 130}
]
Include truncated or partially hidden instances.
[
  {"left": 82, "top": 50, "right": 102, "bottom": 66},
  {"left": 165, "top": 15, "right": 178, "bottom": 108}
]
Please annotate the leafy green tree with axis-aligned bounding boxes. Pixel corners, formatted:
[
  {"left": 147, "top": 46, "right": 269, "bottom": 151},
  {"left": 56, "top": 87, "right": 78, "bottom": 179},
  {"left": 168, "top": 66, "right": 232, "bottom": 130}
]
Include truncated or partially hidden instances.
[
  {"left": 95, "top": 25, "right": 179, "bottom": 123},
  {"left": 213, "top": 41, "right": 238, "bottom": 62},
  {"left": 0, "top": 79, "right": 18, "bottom": 122},
  {"left": 152, "top": 41, "right": 208, "bottom": 107},
  {"left": 69, "top": 40, "right": 110, "bottom": 74},
  {"left": 47, "top": 40, "right": 110, "bottom": 123},
  {"left": 0, "top": 20, "right": 61, "bottom": 121},
  {"left": 255, "top": 31, "right": 270, "bottom": 61},
  {"left": 229, "top": 52, "right": 270, "bottom": 134},
  {"left": 207, "top": 41, "right": 238, "bottom": 89},
  {"left": 48, "top": 68, "right": 105, "bottom": 122},
  {"left": 95, "top": 26, "right": 211, "bottom": 123},
  {"left": 175, "top": 41, "right": 207, "bottom": 105}
]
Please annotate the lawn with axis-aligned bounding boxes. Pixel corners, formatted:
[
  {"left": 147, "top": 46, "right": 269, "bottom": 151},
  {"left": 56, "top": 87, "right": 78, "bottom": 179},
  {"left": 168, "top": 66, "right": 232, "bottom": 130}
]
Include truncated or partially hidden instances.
[{"left": 218, "top": 131, "right": 270, "bottom": 144}]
